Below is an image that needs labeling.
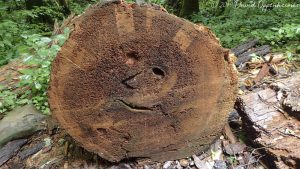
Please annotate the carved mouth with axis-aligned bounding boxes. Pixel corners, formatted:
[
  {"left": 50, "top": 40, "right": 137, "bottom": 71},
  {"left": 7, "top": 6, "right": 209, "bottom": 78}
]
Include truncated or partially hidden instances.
[{"left": 116, "top": 99, "right": 153, "bottom": 111}]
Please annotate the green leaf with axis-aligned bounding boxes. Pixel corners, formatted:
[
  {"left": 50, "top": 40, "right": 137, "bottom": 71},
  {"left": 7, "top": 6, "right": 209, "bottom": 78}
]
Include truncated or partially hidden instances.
[
  {"left": 34, "top": 82, "right": 42, "bottom": 90},
  {"left": 19, "top": 69, "right": 34, "bottom": 75},
  {"left": 17, "top": 99, "right": 29, "bottom": 104}
]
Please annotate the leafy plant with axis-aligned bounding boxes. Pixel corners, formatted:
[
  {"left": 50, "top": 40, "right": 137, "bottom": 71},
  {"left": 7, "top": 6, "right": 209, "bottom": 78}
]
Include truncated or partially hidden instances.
[
  {"left": 0, "top": 28, "right": 70, "bottom": 115},
  {"left": 0, "top": 0, "right": 95, "bottom": 67},
  {"left": 0, "top": 0, "right": 97, "bottom": 115},
  {"left": 0, "top": 7, "right": 40, "bottom": 66},
  {"left": 190, "top": 1, "right": 300, "bottom": 61},
  {"left": 254, "top": 24, "right": 300, "bottom": 61}
]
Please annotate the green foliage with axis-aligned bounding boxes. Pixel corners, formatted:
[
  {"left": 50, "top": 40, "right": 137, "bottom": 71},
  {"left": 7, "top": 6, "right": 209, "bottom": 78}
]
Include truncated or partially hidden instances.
[
  {"left": 68, "top": 0, "right": 98, "bottom": 15},
  {"left": 0, "top": 2, "right": 40, "bottom": 66},
  {"left": 253, "top": 23, "right": 300, "bottom": 61},
  {"left": 190, "top": 0, "right": 300, "bottom": 60},
  {"left": 0, "top": 0, "right": 95, "bottom": 115},
  {"left": 149, "top": 0, "right": 166, "bottom": 6},
  {"left": 0, "top": 89, "right": 18, "bottom": 113},
  {"left": 227, "top": 156, "right": 238, "bottom": 166},
  {"left": 0, "top": 28, "right": 70, "bottom": 115},
  {"left": 0, "top": 0, "right": 93, "bottom": 67}
]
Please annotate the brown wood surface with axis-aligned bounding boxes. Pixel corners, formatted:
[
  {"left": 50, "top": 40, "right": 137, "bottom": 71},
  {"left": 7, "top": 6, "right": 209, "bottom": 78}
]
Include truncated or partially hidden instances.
[
  {"left": 235, "top": 73, "right": 300, "bottom": 168},
  {"left": 48, "top": 1, "right": 238, "bottom": 162}
]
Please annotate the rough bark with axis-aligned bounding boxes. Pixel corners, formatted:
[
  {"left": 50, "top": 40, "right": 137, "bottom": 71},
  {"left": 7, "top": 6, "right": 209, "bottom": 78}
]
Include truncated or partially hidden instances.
[
  {"left": 18, "top": 142, "right": 45, "bottom": 160},
  {"left": 48, "top": 1, "right": 238, "bottom": 162},
  {"left": 0, "top": 139, "right": 27, "bottom": 167},
  {"left": 273, "top": 73, "right": 300, "bottom": 119},
  {"left": 231, "top": 39, "right": 258, "bottom": 56},
  {"left": 235, "top": 73, "right": 300, "bottom": 168},
  {"left": 235, "top": 45, "right": 271, "bottom": 66}
]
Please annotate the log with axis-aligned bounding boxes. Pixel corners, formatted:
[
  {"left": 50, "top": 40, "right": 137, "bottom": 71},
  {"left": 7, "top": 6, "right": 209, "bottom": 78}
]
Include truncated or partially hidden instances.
[
  {"left": 235, "top": 73, "right": 300, "bottom": 168},
  {"left": 274, "top": 74, "right": 300, "bottom": 119},
  {"left": 18, "top": 142, "right": 45, "bottom": 160},
  {"left": 235, "top": 45, "right": 271, "bottom": 66},
  {"left": 231, "top": 39, "right": 258, "bottom": 56},
  {"left": 48, "top": 1, "right": 238, "bottom": 162},
  {"left": 0, "top": 139, "right": 27, "bottom": 167}
]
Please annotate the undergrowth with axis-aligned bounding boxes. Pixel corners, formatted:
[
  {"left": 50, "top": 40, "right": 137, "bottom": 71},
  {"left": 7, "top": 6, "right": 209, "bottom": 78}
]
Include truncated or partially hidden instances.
[
  {"left": 0, "top": 0, "right": 93, "bottom": 67},
  {"left": 0, "top": 28, "right": 70, "bottom": 115},
  {"left": 0, "top": 0, "right": 89, "bottom": 114},
  {"left": 190, "top": 2, "right": 300, "bottom": 61}
]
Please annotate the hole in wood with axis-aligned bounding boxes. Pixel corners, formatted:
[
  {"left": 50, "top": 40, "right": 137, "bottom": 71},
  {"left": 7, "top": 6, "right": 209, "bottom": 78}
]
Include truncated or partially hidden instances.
[
  {"left": 125, "top": 51, "right": 139, "bottom": 66},
  {"left": 126, "top": 51, "right": 139, "bottom": 60},
  {"left": 152, "top": 67, "right": 165, "bottom": 78},
  {"left": 96, "top": 128, "right": 108, "bottom": 136}
]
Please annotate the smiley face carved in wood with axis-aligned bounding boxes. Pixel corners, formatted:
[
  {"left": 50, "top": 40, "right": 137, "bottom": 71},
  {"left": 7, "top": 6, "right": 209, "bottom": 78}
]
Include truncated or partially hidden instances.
[{"left": 49, "top": 1, "right": 237, "bottom": 162}]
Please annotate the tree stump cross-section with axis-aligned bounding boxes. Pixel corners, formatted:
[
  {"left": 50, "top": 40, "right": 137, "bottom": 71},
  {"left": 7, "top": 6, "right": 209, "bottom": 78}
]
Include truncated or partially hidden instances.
[{"left": 48, "top": 1, "right": 238, "bottom": 162}]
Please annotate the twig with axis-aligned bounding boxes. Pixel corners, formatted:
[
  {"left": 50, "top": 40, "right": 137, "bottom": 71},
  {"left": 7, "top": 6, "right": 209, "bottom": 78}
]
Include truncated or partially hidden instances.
[
  {"left": 261, "top": 54, "right": 277, "bottom": 75},
  {"left": 235, "top": 155, "right": 264, "bottom": 169},
  {"left": 257, "top": 93, "right": 290, "bottom": 119},
  {"left": 278, "top": 129, "right": 300, "bottom": 139}
]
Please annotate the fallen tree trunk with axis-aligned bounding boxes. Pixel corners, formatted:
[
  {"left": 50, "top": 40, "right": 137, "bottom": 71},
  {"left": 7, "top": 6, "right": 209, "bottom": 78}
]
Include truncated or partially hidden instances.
[
  {"left": 235, "top": 45, "right": 271, "bottom": 66},
  {"left": 231, "top": 39, "right": 258, "bottom": 56},
  {"left": 0, "top": 139, "right": 27, "bottom": 167},
  {"left": 48, "top": 1, "right": 238, "bottom": 162},
  {"left": 235, "top": 73, "right": 300, "bottom": 168}
]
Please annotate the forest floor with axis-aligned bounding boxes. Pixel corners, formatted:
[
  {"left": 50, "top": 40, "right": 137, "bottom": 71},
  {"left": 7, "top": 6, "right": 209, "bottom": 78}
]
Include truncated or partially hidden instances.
[{"left": 0, "top": 110, "right": 265, "bottom": 169}]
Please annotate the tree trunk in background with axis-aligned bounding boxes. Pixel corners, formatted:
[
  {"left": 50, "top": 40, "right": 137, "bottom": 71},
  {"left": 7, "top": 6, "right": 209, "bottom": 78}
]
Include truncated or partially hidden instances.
[
  {"left": 25, "top": 0, "right": 44, "bottom": 10},
  {"left": 179, "top": 0, "right": 199, "bottom": 17},
  {"left": 48, "top": 1, "right": 238, "bottom": 163}
]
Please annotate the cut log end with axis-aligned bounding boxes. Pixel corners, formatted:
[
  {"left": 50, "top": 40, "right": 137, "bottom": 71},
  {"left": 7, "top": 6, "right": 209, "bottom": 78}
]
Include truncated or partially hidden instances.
[{"left": 48, "top": 2, "right": 237, "bottom": 162}]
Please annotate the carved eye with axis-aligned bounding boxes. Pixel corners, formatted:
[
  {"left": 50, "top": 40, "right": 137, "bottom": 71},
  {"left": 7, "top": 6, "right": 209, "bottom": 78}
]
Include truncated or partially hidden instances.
[{"left": 152, "top": 67, "right": 165, "bottom": 78}]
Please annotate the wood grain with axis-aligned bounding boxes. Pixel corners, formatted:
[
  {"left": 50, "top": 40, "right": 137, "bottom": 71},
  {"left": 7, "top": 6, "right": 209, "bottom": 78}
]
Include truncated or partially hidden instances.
[{"left": 48, "top": 1, "right": 238, "bottom": 162}]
